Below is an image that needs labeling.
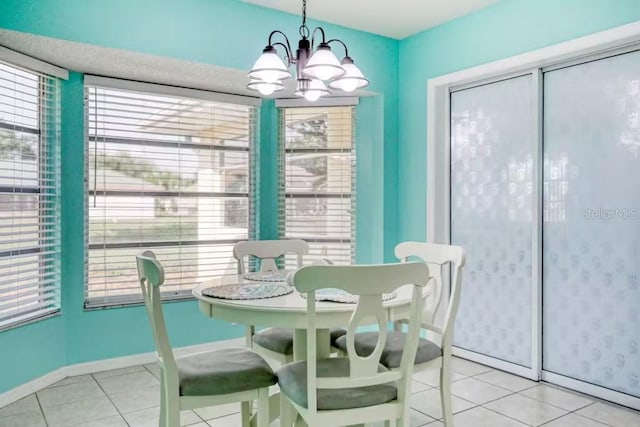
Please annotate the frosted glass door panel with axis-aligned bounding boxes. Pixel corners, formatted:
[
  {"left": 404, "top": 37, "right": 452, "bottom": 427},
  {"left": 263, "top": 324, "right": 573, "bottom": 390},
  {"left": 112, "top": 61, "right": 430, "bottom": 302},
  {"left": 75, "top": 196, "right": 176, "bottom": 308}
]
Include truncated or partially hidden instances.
[
  {"left": 543, "top": 50, "right": 640, "bottom": 397},
  {"left": 450, "top": 76, "right": 534, "bottom": 367}
]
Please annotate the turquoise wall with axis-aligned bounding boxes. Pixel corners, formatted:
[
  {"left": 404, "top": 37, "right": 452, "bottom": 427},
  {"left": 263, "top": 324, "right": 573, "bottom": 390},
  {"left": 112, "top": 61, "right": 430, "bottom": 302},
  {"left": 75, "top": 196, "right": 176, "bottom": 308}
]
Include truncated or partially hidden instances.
[
  {"left": 397, "top": 0, "right": 640, "bottom": 242},
  {"left": 0, "top": 318, "right": 66, "bottom": 395},
  {"left": 0, "top": 0, "right": 398, "bottom": 393},
  {"left": 2, "top": 0, "right": 639, "bottom": 396}
]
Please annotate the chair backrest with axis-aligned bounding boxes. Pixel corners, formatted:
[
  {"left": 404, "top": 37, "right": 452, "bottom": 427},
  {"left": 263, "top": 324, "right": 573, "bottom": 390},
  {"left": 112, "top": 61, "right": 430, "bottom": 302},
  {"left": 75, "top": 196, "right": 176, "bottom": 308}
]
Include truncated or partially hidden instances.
[
  {"left": 394, "top": 242, "right": 466, "bottom": 349},
  {"left": 289, "top": 262, "right": 430, "bottom": 413},
  {"left": 233, "top": 239, "right": 309, "bottom": 274},
  {"left": 135, "top": 250, "right": 177, "bottom": 375}
]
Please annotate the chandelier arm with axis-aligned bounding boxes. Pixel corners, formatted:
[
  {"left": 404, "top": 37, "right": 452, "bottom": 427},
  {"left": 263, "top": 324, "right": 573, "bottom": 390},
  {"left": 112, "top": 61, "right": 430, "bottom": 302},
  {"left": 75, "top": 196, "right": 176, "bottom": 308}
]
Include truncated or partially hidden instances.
[
  {"left": 268, "top": 30, "right": 294, "bottom": 59},
  {"left": 310, "top": 26, "right": 327, "bottom": 49},
  {"left": 326, "top": 38, "right": 349, "bottom": 58},
  {"left": 272, "top": 42, "right": 294, "bottom": 65}
]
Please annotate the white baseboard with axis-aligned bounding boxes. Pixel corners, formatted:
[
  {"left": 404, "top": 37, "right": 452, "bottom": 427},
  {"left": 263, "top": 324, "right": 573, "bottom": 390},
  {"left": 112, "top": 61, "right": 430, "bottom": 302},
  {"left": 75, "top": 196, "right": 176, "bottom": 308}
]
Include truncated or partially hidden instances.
[
  {"left": 541, "top": 371, "right": 640, "bottom": 411},
  {"left": 452, "top": 346, "right": 539, "bottom": 380},
  {"left": 0, "top": 337, "right": 244, "bottom": 409},
  {"left": 0, "top": 369, "right": 67, "bottom": 411}
]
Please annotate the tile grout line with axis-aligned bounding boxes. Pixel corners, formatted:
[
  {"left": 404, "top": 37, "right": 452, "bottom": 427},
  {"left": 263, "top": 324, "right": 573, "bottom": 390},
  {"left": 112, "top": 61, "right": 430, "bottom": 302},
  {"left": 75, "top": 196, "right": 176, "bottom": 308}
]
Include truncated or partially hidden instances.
[
  {"left": 9, "top": 359, "right": 639, "bottom": 427},
  {"left": 546, "top": 401, "right": 614, "bottom": 427},
  {"left": 535, "top": 402, "right": 601, "bottom": 427},
  {"left": 141, "top": 363, "right": 209, "bottom": 426},
  {"left": 455, "top": 389, "right": 544, "bottom": 426},
  {"left": 34, "top": 392, "right": 50, "bottom": 427},
  {"left": 476, "top": 386, "right": 583, "bottom": 426},
  {"left": 452, "top": 363, "right": 621, "bottom": 425},
  {"left": 514, "top": 384, "right": 604, "bottom": 414},
  {"left": 412, "top": 362, "right": 576, "bottom": 427},
  {"left": 479, "top": 405, "right": 536, "bottom": 426},
  {"left": 89, "top": 372, "right": 132, "bottom": 427},
  {"left": 468, "top": 369, "right": 540, "bottom": 393}
]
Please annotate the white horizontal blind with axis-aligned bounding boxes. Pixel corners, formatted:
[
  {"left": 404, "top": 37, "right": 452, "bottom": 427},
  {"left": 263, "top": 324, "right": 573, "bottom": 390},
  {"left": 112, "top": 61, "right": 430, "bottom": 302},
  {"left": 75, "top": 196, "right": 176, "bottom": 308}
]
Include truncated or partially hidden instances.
[
  {"left": 85, "top": 83, "right": 257, "bottom": 307},
  {"left": 278, "top": 106, "right": 355, "bottom": 266},
  {"left": 0, "top": 60, "right": 61, "bottom": 329}
]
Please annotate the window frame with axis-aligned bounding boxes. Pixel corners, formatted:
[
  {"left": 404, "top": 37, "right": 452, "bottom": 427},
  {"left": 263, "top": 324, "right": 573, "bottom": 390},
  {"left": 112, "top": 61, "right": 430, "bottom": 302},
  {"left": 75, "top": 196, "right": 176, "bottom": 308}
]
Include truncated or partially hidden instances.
[
  {"left": 277, "top": 105, "right": 357, "bottom": 265},
  {"left": 0, "top": 55, "right": 64, "bottom": 331},
  {"left": 83, "top": 77, "right": 260, "bottom": 309}
]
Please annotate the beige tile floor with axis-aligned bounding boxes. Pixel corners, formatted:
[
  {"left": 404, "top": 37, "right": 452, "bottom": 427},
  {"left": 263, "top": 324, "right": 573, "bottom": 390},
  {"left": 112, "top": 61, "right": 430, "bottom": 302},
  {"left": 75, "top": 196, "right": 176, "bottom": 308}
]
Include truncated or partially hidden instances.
[{"left": 1, "top": 357, "right": 639, "bottom": 427}]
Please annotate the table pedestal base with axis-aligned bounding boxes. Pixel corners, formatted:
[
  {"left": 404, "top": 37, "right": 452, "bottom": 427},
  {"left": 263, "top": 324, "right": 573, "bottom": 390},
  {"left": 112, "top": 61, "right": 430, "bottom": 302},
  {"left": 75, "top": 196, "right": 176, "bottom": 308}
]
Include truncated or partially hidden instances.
[{"left": 293, "top": 329, "right": 331, "bottom": 361}]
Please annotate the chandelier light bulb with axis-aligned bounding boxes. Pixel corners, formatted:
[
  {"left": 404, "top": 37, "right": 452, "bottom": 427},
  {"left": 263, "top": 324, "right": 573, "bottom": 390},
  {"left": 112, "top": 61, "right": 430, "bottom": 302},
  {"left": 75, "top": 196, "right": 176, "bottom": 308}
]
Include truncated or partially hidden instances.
[
  {"left": 303, "top": 43, "right": 345, "bottom": 81},
  {"left": 248, "top": 46, "right": 291, "bottom": 84},
  {"left": 341, "top": 80, "right": 359, "bottom": 92},
  {"left": 246, "top": 79, "right": 284, "bottom": 96},
  {"left": 304, "top": 91, "right": 322, "bottom": 102},
  {"left": 336, "top": 75, "right": 359, "bottom": 92},
  {"left": 329, "top": 57, "right": 370, "bottom": 92},
  {"left": 258, "top": 84, "right": 276, "bottom": 95},
  {"left": 294, "top": 79, "right": 330, "bottom": 101}
]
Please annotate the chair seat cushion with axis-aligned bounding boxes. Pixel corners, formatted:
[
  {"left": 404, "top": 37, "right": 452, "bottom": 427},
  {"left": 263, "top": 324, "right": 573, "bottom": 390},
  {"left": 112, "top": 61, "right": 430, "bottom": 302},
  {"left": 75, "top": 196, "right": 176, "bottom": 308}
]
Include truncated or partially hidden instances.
[
  {"left": 334, "top": 331, "right": 442, "bottom": 369},
  {"left": 254, "top": 328, "right": 350, "bottom": 355},
  {"left": 177, "top": 347, "right": 276, "bottom": 396},
  {"left": 276, "top": 357, "right": 397, "bottom": 410},
  {"left": 253, "top": 328, "right": 294, "bottom": 355}
]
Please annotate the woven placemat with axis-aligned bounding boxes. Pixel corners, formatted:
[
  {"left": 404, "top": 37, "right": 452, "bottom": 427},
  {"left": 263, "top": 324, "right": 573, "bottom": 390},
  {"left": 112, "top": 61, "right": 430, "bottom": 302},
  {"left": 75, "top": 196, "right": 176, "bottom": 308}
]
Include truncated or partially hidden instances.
[
  {"left": 243, "top": 271, "right": 290, "bottom": 282},
  {"left": 202, "top": 282, "right": 293, "bottom": 300},
  {"left": 301, "top": 289, "right": 397, "bottom": 304}
]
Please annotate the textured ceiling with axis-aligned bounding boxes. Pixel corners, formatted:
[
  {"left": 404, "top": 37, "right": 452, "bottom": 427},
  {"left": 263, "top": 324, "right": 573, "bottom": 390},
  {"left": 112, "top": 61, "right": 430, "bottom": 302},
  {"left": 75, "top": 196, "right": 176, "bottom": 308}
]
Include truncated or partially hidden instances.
[
  {"left": 0, "top": 30, "right": 256, "bottom": 97},
  {"left": 240, "top": 0, "right": 499, "bottom": 39},
  {"left": 0, "top": 30, "right": 373, "bottom": 99}
]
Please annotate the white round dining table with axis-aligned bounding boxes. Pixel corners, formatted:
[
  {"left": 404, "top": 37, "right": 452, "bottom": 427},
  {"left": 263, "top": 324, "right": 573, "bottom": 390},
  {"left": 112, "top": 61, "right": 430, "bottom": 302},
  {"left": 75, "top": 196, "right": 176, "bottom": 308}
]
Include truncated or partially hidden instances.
[{"left": 193, "top": 274, "right": 431, "bottom": 361}]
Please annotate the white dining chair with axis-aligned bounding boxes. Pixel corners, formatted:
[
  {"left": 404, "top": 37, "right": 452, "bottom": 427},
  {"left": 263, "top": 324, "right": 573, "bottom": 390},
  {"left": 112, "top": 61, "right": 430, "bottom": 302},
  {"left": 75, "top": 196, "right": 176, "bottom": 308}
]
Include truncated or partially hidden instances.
[
  {"left": 234, "top": 239, "right": 309, "bottom": 275},
  {"left": 136, "top": 250, "right": 275, "bottom": 427},
  {"left": 233, "top": 239, "right": 309, "bottom": 365},
  {"left": 277, "top": 262, "right": 430, "bottom": 427},
  {"left": 334, "top": 242, "right": 466, "bottom": 426}
]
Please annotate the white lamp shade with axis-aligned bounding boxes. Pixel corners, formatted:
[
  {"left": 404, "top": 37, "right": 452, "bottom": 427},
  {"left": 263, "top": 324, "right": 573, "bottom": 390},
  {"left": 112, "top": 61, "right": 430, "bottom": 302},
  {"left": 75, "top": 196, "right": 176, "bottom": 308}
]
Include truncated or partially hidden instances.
[
  {"left": 303, "top": 46, "right": 345, "bottom": 81},
  {"left": 329, "top": 60, "right": 369, "bottom": 92},
  {"left": 249, "top": 49, "right": 291, "bottom": 83},
  {"left": 247, "top": 79, "right": 284, "bottom": 96},
  {"left": 294, "top": 79, "right": 330, "bottom": 101}
]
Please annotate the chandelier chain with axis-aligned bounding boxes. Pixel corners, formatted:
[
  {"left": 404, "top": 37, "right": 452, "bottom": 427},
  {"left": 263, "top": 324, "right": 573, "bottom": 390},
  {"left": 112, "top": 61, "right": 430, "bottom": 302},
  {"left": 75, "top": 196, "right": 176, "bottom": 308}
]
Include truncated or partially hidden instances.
[
  {"left": 302, "top": 0, "right": 307, "bottom": 26},
  {"left": 299, "top": 0, "right": 309, "bottom": 39}
]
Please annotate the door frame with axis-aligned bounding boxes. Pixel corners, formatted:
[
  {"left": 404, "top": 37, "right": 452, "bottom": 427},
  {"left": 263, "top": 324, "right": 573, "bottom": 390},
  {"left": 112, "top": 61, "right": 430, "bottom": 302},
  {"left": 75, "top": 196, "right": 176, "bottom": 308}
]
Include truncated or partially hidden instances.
[{"left": 426, "top": 21, "right": 640, "bottom": 409}]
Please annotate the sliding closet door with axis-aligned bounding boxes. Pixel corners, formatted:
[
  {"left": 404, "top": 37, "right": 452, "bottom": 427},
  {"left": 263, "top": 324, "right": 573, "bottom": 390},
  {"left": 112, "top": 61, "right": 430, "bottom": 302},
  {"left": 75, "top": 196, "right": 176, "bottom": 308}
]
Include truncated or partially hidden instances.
[
  {"left": 543, "top": 50, "right": 640, "bottom": 398},
  {"left": 450, "top": 75, "right": 535, "bottom": 369}
]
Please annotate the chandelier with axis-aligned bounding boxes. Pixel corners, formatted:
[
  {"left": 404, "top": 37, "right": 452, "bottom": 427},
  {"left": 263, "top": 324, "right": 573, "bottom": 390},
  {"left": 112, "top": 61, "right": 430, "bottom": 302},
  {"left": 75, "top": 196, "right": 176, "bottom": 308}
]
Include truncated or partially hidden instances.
[{"left": 247, "top": 0, "right": 370, "bottom": 101}]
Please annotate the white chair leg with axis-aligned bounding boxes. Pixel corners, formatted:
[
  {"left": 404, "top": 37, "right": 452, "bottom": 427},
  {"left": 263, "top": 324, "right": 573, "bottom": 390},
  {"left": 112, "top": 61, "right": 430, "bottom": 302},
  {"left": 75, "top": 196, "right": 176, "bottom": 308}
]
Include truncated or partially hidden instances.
[
  {"left": 165, "top": 395, "right": 180, "bottom": 427},
  {"left": 159, "top": 376, "right": 179, "bottom": 427},
  {"left": 440, "top": 361, "right": 453, "bottom": 427},
  {"left": 257, "top": 388, "right": 269, "bottom": 427},
  {"left": 396, "top": 406, "right": 409, "bottom": 427},
  {"left": 241, "top": 401, "right": 252, "bottom": 427},
  {"left": 280, "top": 394, "right": 293, "bottom": 427},
  {"left": 159, "top": 380, "right": 166, "bottom": 427}
]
